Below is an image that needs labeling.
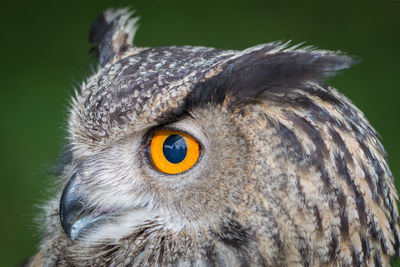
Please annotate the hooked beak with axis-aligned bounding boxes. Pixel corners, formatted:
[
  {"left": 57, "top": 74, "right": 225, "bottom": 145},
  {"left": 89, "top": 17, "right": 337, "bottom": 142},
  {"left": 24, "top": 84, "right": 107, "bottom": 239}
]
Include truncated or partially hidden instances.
[{"left": 59, "top": 174, "right": 107, "bottom": 240}]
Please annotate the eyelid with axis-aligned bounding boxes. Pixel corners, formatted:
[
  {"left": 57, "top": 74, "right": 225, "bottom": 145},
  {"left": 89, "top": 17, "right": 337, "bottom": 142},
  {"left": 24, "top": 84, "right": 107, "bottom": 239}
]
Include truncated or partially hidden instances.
[
  {"left": 145, "top": 126, "right": 204, "bottom": 151},
  {"left": 156, "top": 126, "right": 202, "bottom": 143}
]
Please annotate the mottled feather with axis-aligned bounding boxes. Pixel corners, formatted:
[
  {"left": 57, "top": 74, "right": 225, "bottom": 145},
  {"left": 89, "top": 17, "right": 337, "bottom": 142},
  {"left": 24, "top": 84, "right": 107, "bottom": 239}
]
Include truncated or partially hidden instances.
[{"left": 26, "top": 8, "right": 399, "bottom": 267}]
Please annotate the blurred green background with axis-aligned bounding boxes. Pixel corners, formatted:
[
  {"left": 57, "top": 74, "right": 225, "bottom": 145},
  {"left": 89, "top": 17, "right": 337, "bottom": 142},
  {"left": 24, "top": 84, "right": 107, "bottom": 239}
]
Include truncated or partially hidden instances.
[{"left": 1, "top": 0, "right": 399, "bottom": 265}]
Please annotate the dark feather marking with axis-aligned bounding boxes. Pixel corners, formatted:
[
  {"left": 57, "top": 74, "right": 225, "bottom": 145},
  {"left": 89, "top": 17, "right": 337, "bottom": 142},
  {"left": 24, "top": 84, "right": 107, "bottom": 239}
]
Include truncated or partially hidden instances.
[
  {"left": 358, "top": 140, "right": 386, "bottom": 201},
  {"left": 204, "top": 244, "right": 219, "bottom": 267},
  {"left": 303, "top": 84, "right": 343, "bottom": 107},
  {"left": 361, "top": 164, "right": 379, "bottom": 204},
  {"left": 387, "top": 193, "right": 400, "bottom": 256},
  {"left": 394, "top": 229, "right": 400, "bottom": 257},
  {"left": 307, "top": 81, "right": 382, "bottom": 166},
  {"left": 385, "top": 192, "right": 400, "bottom": 255},
  {"left": 294, "top": 172, "right": 306, "bottom": 209},
  {"left": 357, "top": 136, "right": 395, "bottom": 241},
  {"left": 158, "top": 236, "right": 165, "bottom": 265},
  {"left": 272, "top": 233, "right": 284, "bottom": 252},
  {"left": 143, "top": 230, "right": 152, "bottom": 240},
  {"left": 351, "top": 246, "right": 361, "bottom": 266},
  {"left": 334, "top": 154, "right": 368, "bottom": 228},
  {"left": 294, "top": 168, "right": 324, "bottom": 235},
  {"left": 329, "top": 128, "right": 353, "bottom": 163},
  {"left": 186, "top": 45, "right": 354, "bottom": 109},
  {"left": 304, "top": 83, "right": 377, "bottom": 149},
  {"left": 360, "top": 235, "right": 371, "bottom": 262},
  {"left": 381, "top": 234, "right": 388, "bottom": 255},
  {"left": 374, "top": 252, "right": 383, "bottom": 267},
  {"left": 276, "top": 122, "right": 306, "bottom": 162},
  {"left": 337, "top": 190, "right": 349, "bottom": 236},
  {"left": 216, "top": 219, "right": 253, "bottom": 266},
  {"left": 294, "top": 115, "right": 328, "bottom": 156},
  {"left": 298, "top": 236, "right": 311, "bottom": 266},
  {"left": 286, "top": 113, "right": 331, "bottom": 188},
  {"left": 285, "top": 93, "right": 340, "bottom": 127},
  {"left": 328, "top": 233, "right": 339, "bottom": 261},
  {"left": 313, "top": 206, "right": 323, "bottom": 232},
  {"left": 217, "top": 219, "right": 252, "bottom": 249},
  {"left": 370, "top": 219, "right": 380, "bottom": 240},
  {"left": 125, "top": 223, "right": 153, "bottom": 242},
  {"left": 350, "top": 122, "right": 392, "bottom": 204},
  {"left": 348, "top": 121, "right": 364, "bottom": 140}
]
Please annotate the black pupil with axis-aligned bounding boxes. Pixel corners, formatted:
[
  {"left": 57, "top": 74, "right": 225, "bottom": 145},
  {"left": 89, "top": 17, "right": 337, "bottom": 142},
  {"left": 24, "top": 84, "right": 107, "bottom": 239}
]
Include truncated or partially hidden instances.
[{"left": 163, "top": 135, "right": 187, "bottom": 164}]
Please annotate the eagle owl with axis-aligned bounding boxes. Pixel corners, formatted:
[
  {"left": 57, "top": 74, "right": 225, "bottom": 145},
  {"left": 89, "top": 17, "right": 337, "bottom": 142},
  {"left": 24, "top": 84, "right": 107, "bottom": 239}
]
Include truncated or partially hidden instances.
[{"left": 25, "top": 8, "right": 399, "bottom": 266}]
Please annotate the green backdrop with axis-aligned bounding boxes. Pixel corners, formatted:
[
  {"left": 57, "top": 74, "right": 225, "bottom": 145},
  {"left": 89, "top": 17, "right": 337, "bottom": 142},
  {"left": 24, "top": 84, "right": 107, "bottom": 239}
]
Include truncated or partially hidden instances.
[{"left": 1, "top": 0, "right": 399, "bottom": 265}]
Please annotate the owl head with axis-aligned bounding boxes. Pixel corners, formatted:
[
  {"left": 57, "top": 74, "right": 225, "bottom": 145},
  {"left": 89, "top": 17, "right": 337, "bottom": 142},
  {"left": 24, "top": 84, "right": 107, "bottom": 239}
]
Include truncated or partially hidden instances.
[{"left": 32, "top": 8, "right": 399, "bottom": 266}]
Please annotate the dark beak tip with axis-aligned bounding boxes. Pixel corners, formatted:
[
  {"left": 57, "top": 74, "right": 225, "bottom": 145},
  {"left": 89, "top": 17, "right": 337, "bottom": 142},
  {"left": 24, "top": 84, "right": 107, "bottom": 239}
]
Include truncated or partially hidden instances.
[
  {"left": 59, "top": 174, "right": 105, "bottom": 240},
  {"left": 59, "top": 174, "right": 84, "bottom": 239}
]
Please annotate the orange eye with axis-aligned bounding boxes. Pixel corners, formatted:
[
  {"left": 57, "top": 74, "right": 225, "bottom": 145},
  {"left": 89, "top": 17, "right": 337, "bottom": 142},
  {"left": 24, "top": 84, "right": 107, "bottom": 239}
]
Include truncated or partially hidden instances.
[{"left": 149, "top": 129, "right": 200, "bottom": 174}]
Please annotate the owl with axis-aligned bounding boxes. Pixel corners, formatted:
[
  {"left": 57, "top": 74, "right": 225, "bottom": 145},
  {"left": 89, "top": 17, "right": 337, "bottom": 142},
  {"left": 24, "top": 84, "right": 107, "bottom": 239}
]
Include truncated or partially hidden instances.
[{"left": 24, "top": 8, "right": 399, "bottom": 266}]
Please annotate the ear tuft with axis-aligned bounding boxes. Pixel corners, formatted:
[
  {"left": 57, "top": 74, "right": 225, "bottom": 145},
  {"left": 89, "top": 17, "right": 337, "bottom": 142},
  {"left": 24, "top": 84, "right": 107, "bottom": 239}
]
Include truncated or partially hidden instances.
[
  {"left": 89, "top": 8, "right": 139, "bottom": 67},
  {"left": 187, "top": 42, "right": 357, "bottom": 107}
]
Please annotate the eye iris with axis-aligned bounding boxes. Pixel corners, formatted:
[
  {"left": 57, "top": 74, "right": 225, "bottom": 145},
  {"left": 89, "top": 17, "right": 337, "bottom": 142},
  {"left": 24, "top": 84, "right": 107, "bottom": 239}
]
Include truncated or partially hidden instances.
[
  {"left": 149, "top": 129, "right": 200, "bottom": 174},
  {"left": 163, "top": 135, "right": 187, "bottom": 163}
]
